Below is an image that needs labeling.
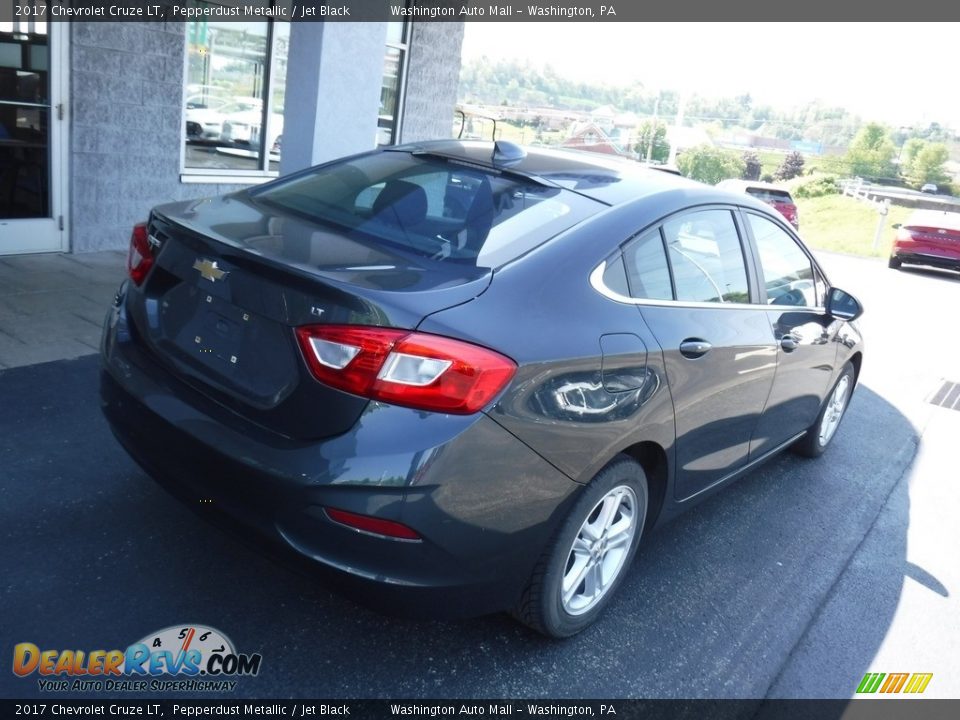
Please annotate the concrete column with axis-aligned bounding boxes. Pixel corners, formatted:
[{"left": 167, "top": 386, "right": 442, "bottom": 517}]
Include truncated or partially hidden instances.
[
  {"left": 399, "top": 23, "right": 465, "bottom": 144},
  {"left": 281, "top": 22, "right": 388, "bottom": 176}
]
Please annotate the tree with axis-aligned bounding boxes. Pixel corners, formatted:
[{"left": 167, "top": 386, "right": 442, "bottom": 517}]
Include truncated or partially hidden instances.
[
  {"left": 919, "top": 122, "right": 949, "bottom": 143},
  {"left": 844, "top": 123, "right": 897, "bottom": 178},
  {"left": 899, "top": 138, "right": 925, "bottom": 176},
  {"left": 676, "top": 145, "right": 745, "bottom": 185},
  {"left": 634, "top": 120, "right": 669, "bottom": 163},
  {"left": 775, "top": 151, "right": 805, "bottom": 181},
  {"left": 742, "top": 151, "right": 761, "bottom": 181},
  {"left": 908, "top": 143, "right": 950, "bottom": 186}
]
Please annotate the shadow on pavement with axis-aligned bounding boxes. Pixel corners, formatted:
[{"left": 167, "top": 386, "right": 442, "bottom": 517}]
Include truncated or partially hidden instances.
[{"left": 0, "top": 357, "right": 917, "bottom": 699}]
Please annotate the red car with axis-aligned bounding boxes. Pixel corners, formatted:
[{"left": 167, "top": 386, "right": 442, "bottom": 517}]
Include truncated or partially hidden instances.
[
  {"left": 717, "top": 180, "right": 799, "bottom": 229},
  {"left": 889, "top": 210, "right": 960, "bottom": 273}
]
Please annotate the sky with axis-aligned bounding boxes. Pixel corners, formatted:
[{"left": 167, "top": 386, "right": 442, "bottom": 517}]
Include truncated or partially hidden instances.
[{"left": 460, "top": 23, "right": 959, "bottom": 129}]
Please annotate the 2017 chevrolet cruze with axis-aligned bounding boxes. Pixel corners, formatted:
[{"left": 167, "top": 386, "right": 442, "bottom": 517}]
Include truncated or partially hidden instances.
[{"left": 100, "top": 141, "right": 864, "bottom": 637}]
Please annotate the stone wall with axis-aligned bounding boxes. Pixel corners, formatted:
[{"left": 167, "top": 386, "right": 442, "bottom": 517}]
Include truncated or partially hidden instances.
[
  {"left": 71, "top": 22, "right": 257, "bottom": 252},
  {"left": 400, "top": 22, "right": 465, "bottom": 144}
]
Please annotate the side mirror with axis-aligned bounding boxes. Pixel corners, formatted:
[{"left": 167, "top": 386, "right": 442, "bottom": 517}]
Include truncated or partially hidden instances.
[
  {"left": 827, "top": 287, "right": 863, "bottom": 322},
  {"left": 892, "top": 223, "right": 902, "bottom": 229}
]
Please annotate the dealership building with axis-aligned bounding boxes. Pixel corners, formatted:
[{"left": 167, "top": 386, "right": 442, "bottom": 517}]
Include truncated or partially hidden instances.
[{"left": 1, "top": 10, "right": 465, "bottom": 256}]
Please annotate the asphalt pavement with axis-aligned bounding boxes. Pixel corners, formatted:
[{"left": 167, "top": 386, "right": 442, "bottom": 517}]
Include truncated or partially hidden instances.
[{"left": 1, "top": 253, "right": 958, "bottom": 700}]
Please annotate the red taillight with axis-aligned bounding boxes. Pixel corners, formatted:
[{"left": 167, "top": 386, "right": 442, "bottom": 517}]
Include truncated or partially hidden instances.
[
  {"left": 295, "top": 324, "right": 516, "bottom": 414},
  {"left": 127, "top": 222, "right": 154, "bottom": 286},
  {"left": 324, "top": 507, "right": 421, "bottom": 541}
]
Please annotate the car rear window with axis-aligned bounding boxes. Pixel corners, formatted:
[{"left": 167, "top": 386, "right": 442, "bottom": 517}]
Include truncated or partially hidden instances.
[
  {"left": 746, "top": 188, "right": 794, "bottom": 204},
  {"left": 251, "top": 151, "right": 602, "bottom": 268}
]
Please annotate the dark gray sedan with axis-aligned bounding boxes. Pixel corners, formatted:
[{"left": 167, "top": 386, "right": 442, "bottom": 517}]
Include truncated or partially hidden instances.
[{"left": 100, "top": 141, "right": 864, "bottom": 637}]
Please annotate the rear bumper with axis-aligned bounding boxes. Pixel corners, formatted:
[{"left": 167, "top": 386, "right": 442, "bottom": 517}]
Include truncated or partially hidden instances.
[
  {"left": 100, "top": 294, "right": 579, "bottom": 617},
  {"left": 891, "top": 249, "right": 960, "bottom": 272}
]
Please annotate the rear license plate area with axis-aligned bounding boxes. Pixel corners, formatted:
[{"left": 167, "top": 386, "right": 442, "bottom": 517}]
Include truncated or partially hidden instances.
[{"left": 154, "top": 282, "right": 299, "bottom": 406}]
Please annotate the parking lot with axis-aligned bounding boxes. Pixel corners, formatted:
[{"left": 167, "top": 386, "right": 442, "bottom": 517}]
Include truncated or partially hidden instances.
[{"left": 1, "top": 251, "right": 958, "bottom": 700}]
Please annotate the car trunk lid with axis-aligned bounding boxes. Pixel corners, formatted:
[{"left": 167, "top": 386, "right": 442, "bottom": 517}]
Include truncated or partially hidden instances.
[
  {"left": 127, "top": 194, "right": 492, "bottom": 440},
  {"left": 903, "top": 212, "right": 960, "bottom": 256}
]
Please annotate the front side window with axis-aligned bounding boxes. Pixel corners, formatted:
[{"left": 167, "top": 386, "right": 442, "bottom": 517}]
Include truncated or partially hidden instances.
[
  {"left": 746, "top": 213, "right": 821, "bottom": 307},
  {"left": 662, "top": 210, "right": 750, "bottom": 304},
  {"left": 252, "top": 151, "right": 602, "bottom": 268},
  {"left": 183, "top": 7, "right": 288, "bottom": 175}
]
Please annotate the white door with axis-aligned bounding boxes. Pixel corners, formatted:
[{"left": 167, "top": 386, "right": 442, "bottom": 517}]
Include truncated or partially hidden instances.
[{"left": 0, "top": 18, "right": 67, "bottom": 254}]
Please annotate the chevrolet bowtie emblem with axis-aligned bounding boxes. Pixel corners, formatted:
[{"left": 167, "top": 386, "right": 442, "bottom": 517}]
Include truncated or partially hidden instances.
[{"left": 193, "top": 258, "right": 228, "bottom": 282}]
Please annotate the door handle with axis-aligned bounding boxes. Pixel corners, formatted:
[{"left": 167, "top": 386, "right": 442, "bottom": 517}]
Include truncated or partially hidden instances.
[
  {"left": 780, "top": 334, "right": 799, "bottom": 352},
  {"left": 679, "top": 339, "right": 712, "bottom": 359}
]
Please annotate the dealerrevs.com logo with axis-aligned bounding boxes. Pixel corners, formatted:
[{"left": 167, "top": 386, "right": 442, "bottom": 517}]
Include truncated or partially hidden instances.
[{"left": 12, "top": 625, "right": 262, "bottom": 692}]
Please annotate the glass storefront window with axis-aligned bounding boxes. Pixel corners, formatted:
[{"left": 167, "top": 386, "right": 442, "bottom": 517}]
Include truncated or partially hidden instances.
[
  {"left": 266, "top": 22, "right": 288, "bottom": 169},
  {"left": 378, "top": 21, "right": 408, "bottom": 147},
  {"left": 0, "top": 26, "right": 50, "bottom": 219},
  {"left": 182, "top": 4, "right": 287, "bottom": 175},
  {"left": 183, "top": 7, "right": 407, "bottom": 173}
]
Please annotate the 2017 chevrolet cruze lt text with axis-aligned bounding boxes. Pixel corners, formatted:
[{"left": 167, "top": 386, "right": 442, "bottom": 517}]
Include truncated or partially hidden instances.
[{"left": 100, "top": 141, "right": 864, "bottom": 637}]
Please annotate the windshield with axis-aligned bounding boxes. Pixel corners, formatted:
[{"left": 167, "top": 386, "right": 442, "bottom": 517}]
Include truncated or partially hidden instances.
[{"left": 251, "top": 151, "right": 602, "bottom": 268}]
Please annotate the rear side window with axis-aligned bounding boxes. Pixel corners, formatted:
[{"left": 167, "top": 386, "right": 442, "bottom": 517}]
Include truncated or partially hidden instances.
[
  {"left": 602, "top": 254, "right": 630, "bottom": 297},
  {"left": 623, "top": 230, "right": 673, "bottom": 300},
  {"left": 662, "top": 210, "right": 750, "bottom": 304},
  {"left": 251, "top": 152, "right": 601, "bottom": 268}
]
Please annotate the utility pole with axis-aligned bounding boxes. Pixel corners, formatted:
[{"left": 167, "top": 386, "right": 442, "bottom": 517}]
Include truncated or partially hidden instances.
[
  {"left": 668, "top": 91, "right": 688, "bottom": 167},
  {"left": 646, "top": 92, "right": 660, "bottom": 164}
]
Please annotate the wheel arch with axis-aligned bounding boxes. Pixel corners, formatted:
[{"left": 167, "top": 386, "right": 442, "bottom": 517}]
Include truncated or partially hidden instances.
[
  {"left": 848, "top": 350, "right": 863, "bottom": 386},
  {"left": 618, "top": 441, "right": 668, "bottom": 537}
]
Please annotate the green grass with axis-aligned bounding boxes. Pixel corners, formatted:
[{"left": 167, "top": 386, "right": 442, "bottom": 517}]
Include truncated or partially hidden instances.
[
  {"left": 754, "top": 150, "right": 786, "bottom": 178},
  {"left": 795, "top": 194, "right": 913, "bottom": 258}
]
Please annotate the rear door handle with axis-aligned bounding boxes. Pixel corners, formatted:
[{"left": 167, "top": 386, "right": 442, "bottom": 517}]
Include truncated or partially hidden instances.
[
  {"left": 780, "top": 334, "right": 799, "bottom": 352},
  {"left": 679, "top": 339, "right": 712, "bottom": 359}
]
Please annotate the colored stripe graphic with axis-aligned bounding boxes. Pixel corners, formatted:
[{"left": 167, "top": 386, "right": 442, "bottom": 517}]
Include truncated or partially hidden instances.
[
  {"left": 903, "top": 673, "right": 934, "bottom": 694},
  {"left": 880, "top": 673, "right": 909, "bottom": 693},
  {"left": 856, "top": 672, "right": 933, "bottom": 694},
  {"left": 856, "top": 673, "right": 885, "bottom": 693}
]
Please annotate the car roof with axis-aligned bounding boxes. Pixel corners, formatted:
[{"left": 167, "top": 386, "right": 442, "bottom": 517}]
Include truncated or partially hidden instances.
[
  {"left": 389, "top": 139, "right": 704, "bottom": 206},
  {"left": 717, "top": 179, "right": 794, "bottom": 195}
]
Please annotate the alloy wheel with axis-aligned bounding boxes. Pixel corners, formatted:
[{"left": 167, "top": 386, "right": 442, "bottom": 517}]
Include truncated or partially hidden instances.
[
  {"left": 560, "top": 485, "right": 638, "bottom": 616},
  {"left": 818, "top": 374, "right": 850, "bottom": 447}
]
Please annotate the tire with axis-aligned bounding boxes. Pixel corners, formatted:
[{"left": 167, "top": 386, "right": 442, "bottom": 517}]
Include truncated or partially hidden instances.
[
  {"left": 793, "top": 362, "right": 856, "bottom": 458},
  {"left": 888, "top": 255, "right": 902, "bottom": 269},
  {"left": 515, "top": 456, "right": 648, "bottom": 638}
]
